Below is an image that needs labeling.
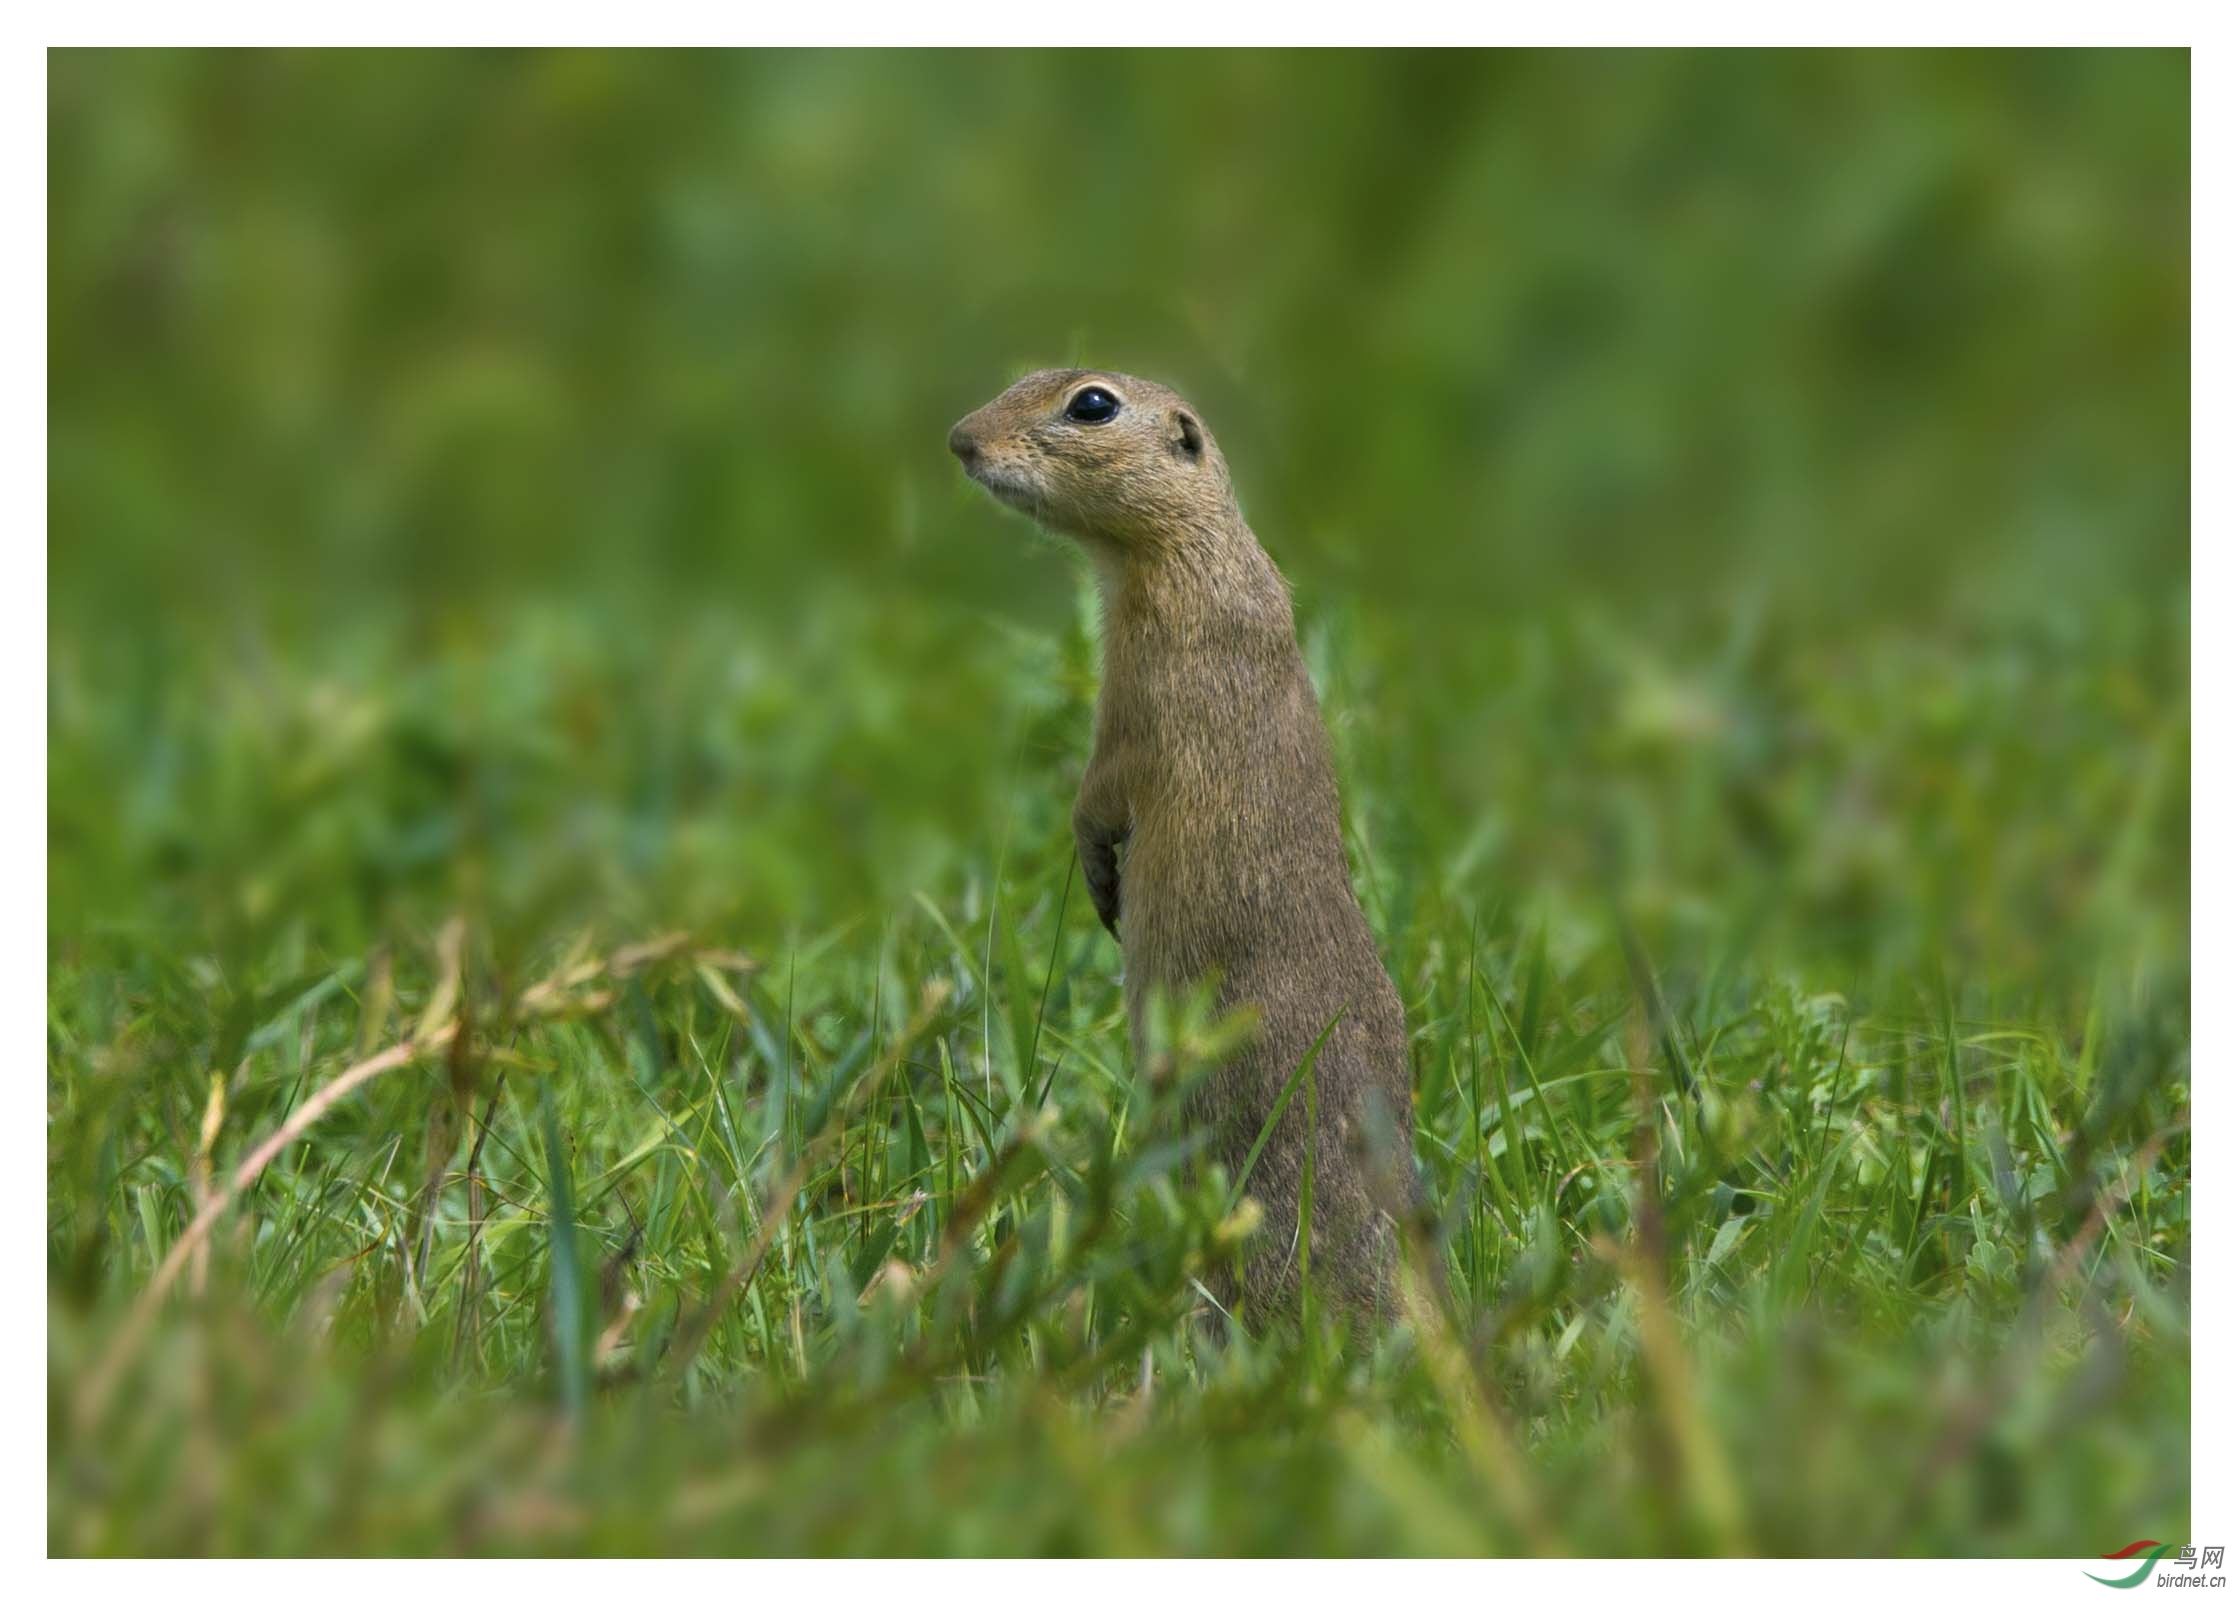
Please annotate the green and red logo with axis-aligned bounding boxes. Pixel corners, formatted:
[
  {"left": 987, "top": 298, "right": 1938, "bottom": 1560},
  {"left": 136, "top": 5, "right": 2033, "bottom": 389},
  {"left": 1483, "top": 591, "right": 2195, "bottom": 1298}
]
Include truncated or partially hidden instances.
[
  {"left": 2084, "top": 1540, "right": 2223, "bottom": 1587},
  {"left": 2089, "top": 1541, "right": 2173, "bottom": 1589}
]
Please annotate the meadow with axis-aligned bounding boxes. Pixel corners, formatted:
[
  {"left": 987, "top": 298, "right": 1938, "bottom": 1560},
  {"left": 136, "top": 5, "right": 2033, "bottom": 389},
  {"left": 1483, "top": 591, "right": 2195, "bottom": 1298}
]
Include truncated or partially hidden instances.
[{"left": 47, "top": 49, "right": 2190, "bottom": 1555}]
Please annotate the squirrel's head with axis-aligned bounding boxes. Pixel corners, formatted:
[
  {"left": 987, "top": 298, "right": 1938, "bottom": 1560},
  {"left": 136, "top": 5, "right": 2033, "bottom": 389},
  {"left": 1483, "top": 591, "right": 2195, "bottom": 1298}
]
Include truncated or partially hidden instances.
[{"left": 949, "top": 368, "right": 1235, "bottom": 553}]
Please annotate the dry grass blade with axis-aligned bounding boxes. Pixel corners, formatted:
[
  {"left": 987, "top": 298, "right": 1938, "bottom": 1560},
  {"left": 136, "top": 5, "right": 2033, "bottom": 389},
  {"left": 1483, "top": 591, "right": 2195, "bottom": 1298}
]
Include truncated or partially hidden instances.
[
  {"left": 1396, "top": 1243, "right": 1558, "bottom": 1557},
  {"left": 1617, "top": 1010, "right": 1748, "bottom": 1556},
  {"left": 188, "top": 1072, "right": 224, "bottom": 1297},
  {"left": 77, "top": 1022, "right": 460, "bottom": 1428},
  {"left": 78, "top": 930, "right": 729, "bottom": 1431},
  {"left": 667, "top": 978, "right": 952, "bottom": 1374}
]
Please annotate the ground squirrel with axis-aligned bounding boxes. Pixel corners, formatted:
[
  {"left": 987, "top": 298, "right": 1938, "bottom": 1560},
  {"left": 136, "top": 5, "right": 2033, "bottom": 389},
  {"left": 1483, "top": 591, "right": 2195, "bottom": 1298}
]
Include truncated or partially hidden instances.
[{"left": 949, "top": 367, "right": 1419, "bottom": 1321}]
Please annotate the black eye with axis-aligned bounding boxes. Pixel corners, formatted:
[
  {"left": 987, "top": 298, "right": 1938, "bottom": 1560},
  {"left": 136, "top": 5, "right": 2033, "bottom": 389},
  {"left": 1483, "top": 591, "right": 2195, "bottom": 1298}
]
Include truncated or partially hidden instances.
[{"left": 1065, "top": 386, "right": 1121, "bottom": 424}]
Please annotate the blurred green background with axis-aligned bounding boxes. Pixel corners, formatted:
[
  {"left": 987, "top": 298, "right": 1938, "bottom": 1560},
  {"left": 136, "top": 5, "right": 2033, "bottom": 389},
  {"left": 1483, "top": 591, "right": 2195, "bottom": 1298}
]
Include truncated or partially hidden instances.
[
  {"left": 50, "top": 48, "right": 2188, "bottom": 968},
  {"left": 49, "top": 49, "right": 2189, "bottom": 1556}
]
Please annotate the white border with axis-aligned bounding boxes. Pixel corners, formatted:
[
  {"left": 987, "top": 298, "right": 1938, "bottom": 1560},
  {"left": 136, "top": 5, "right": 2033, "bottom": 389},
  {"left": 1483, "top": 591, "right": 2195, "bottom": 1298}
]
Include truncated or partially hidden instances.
[
  {"left": 13, "top": 5, "right": 2220, "bottom": 49},
  {"left": 2186, "top": 15, "right": 2222, "bottom": 1585},
  {"left": 21, "top": 9, "right": 2219, "bottom": 1587}
]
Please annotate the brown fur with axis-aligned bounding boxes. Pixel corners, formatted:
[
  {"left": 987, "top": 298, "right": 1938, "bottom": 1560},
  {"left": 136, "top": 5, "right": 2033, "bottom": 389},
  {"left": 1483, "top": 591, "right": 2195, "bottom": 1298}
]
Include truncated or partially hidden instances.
[{"left": 949, "top": 368, "right": 1418, "bottom": 1322}]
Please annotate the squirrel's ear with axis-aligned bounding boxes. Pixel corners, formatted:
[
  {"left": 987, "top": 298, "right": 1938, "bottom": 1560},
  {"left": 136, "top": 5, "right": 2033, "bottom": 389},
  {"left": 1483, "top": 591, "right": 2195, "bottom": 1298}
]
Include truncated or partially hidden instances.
[{"left": 1171, "top": 411, "right": 1204, "bottom": 463}]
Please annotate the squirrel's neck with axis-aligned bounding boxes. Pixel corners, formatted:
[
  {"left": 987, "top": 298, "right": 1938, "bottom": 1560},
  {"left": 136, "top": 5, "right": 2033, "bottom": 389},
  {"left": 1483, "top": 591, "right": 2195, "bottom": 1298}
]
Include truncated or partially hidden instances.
[{"left": 1091, "top": 509, "right": 1296, "bottom": 652}]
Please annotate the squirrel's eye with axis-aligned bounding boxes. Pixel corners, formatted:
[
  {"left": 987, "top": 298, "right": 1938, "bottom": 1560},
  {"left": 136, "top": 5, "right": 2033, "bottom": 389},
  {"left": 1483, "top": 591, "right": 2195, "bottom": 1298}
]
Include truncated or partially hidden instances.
[{"left": 1065, "top": 386, "right": 1121, "bottom": 424}]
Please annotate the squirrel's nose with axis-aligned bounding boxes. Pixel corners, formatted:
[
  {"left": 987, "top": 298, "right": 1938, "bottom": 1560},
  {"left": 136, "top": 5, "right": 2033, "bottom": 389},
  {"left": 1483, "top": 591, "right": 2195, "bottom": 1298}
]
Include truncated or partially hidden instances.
[{"left": 948, "top": 423, "right": 980, "bottom": 463}]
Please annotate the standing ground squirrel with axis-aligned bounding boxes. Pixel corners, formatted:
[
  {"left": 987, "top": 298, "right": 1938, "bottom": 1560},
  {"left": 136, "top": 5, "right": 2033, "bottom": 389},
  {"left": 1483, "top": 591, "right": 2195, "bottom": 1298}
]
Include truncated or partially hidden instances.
[{"left": 950, "top": 367, "right": 1419, "bottom": 1321}]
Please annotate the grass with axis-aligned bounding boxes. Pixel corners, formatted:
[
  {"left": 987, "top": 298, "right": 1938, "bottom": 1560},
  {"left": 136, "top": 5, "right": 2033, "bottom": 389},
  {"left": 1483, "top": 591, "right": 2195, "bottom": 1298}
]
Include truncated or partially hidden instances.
[
  {"left": 43, "top": 47, "right": 2189, "bottom": 1557},
  {"left": 46, "top": 583, "right": 2189, "bottom": 1556}
]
